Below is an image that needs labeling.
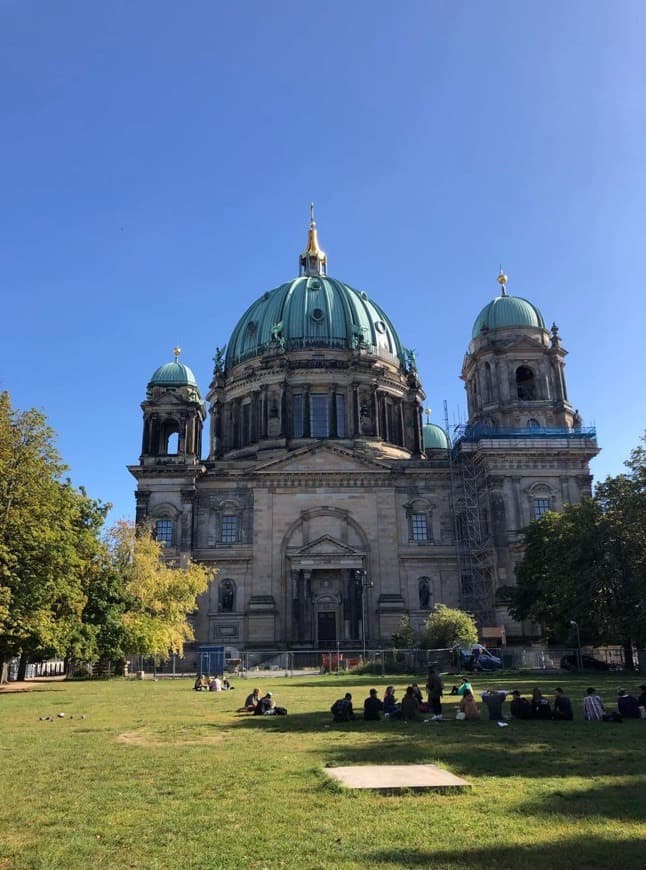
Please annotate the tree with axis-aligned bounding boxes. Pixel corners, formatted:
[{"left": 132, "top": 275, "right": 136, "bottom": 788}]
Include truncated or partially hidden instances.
[
  {"left": 511, "top": 432, "right": 646, "bottom": 667},
  {"left": 106, "top": 522, "right": 211, "bottom": 662},
  {"left": 421, "top": 604, "right": 478, "bottom": 649},
  {"left": 392, "top": 614, "right": 415, "bottom": 648},
  {"left": 0, "top": 393, "right": 109, "bottom": 681}
]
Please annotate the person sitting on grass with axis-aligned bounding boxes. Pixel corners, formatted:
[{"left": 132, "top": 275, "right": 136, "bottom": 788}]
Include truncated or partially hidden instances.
[
  {"left": 383, "top": 686, "right": 400, "bottom": 718},
  {"left": 553, "top": 687, "right": 573, "bottom": 720},
  {"left": 194, "top": 674, "right": 209, "bottom": 691},
  {"left": 411, "top": 683, "right": 429, "bottom": 713},
  {"left": 331, "top": 693, "right": 355, "bottom": 722},
  {"left": 531, "top": 688, "right": 552, "bottom": 720},
  {"left": 254, "top": 691, "right": 276, "bottom": 715},
  {"left": 583, "top": 687, "right": 604, "bottom": 720},
  {"left": 400, "top": 686, "right": 420, "bottom": 721},
  {"left": 481, "top": 689, "right": 507, "bottom": 722},
  {"left": 451, "top": 676, "right": 472, "bottom": 696},
  {"left": 617, "top": 689, "right": 640, "bottom": 719},
  {"left": 363, "top": 688, "right": 384, "bottom": 721},
  {"left": 239, "top": 687, "right": 260, "bottom": 712},
  {"left": 459, "top": 688, "right": 480, "bottom": 720},
  {"left": 510, "top": 690, "right": 532, "bottom": 720}
]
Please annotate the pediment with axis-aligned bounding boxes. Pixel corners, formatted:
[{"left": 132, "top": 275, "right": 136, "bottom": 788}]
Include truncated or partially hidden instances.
[
  {"left": 254, "top": 442, "right": 391, "bottom": 474},
  {"left": 295, "top": 534, "right": 359, "bottom": 556}
]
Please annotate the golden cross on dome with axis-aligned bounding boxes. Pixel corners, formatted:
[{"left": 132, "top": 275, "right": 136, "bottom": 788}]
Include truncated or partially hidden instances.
[{"left": 173, "top": 346, "right": 181, "bottom": 362}]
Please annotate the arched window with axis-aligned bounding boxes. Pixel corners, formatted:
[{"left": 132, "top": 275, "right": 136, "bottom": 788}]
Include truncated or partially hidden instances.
[
  {"left": 161, "top": 419, "right": 179, "bottom": 454},
  {"left": 527, "top": 418, "right": 541, "bottom": 429},
  {"left": 516, "top": 366, "right": 536, "bottom": 400}
]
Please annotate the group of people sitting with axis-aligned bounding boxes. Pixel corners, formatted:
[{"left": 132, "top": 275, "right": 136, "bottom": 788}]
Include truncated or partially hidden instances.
[
  {"left": 193, "top": 674, "right": 233, "bottom": 692},
  {"left": 330, "top": 678, "right": 646, "bottom": 724},
  {"left": 331, "top": 683, "right": 434, "bottom": 723},
  {"left": 582, "top": 686, "right": 646, "bottom": 721},
  {"left": 238, "top": 687, "right": 287, "bottom": 716}
]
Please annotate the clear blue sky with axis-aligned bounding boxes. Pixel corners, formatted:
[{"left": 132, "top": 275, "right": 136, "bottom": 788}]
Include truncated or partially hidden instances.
[{"left": 1, "top": 1, "right": 644, "bottom": 525}]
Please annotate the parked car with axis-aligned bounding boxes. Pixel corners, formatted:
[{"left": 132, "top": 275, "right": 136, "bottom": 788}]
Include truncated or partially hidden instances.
[
  {"left": 560, "top": 654, "right": 610, "bottom": 671},
  {"left": 458, "top": 648, "right": 503, "bottom": 672}
]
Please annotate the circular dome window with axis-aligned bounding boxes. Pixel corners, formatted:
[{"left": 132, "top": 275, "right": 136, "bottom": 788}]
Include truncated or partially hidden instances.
[
  {"left": 246, "top": 320, "right": 257, "bottom": 334},
  {"left": 375, "top": 320, "right": 386, "bottom": 334},
  {"left": 311, "top": 308, "right": 325, "bottom": 322},
  {"left": 309, "top": 278, "right": 321, "bottom": 290}
]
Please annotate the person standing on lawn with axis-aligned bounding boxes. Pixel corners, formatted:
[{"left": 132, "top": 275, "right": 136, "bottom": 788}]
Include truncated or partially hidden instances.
[{"left": 426, "top": 668, "right": 444, "bottom": 720}]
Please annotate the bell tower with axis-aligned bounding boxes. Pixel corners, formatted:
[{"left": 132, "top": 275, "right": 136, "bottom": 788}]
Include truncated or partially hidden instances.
[
  {"left": 462, "top": 271, "right": 576, "bottom": 430},
  {"left": 129, "top": 349, "right": 206, "bottom": 549}
]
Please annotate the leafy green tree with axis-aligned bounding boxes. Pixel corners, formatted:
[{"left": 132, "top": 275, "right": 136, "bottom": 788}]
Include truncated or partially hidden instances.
[
  {"left": 392, "top": 614, "right": 415, "bottom": 648},
  {"left": 0, "top": 393, "right": 109, "bottom": 681},
  {"left": 106, "top": 521, "right": 211, "bottom": 662},
  {"left": 511, "top": 433, "right": 646, "bottom": 667},
  {"left": 421, "top": 604, "right": 478, "bottom": 649}
]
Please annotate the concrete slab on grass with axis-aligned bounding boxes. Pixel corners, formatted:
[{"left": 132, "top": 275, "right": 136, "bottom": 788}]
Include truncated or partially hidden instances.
[{"left": 324, "top": 764, "right": 470, "bottom": 792}]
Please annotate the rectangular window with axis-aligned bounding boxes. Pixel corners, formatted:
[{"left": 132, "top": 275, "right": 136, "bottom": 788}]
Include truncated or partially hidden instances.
[
  {"left": 155, "top": 519, "right": 174, "bottom": 547},
  {"left": 411, "top": 512, "right": 429, "bottom": 542},
  {"left": 292, "top": 394, "right": 304, "bottom": 438},
  {"left": 310, "top": 393, "right": 329, "bottom": 437},
  {"left": 533, "top": 498, "right": 550, "bottom": 520},
  {"left": 221, "top": 515, "right": 239, "bottom": 543},
  {"left": 335, "top": 393, "right": 346, "bottom": 438}
]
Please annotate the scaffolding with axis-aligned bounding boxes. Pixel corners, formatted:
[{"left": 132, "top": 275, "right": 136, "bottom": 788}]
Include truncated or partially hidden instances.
[
  {"left": 445, "top": 407, "right": 496, "bottom": 626},
  {"left": 447, "top": 421, "right": 598, "bottom": 627}
]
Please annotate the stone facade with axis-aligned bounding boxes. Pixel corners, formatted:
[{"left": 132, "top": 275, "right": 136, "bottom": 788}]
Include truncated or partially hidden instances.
[{"left": 128, "top": 232, "right": 598, "bottom": 654}]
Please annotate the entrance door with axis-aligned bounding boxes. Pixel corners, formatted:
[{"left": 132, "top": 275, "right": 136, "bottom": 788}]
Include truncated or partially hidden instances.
[{"left": 317, "top": 611, "right": 337, "bottom": 648}]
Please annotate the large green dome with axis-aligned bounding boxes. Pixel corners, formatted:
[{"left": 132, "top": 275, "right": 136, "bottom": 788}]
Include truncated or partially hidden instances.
[
  {"left": 225, "top": 274, "right": 405, "bottom": 371},
  {"left": 472, "top": 294, "right": 545, "bottom": 339}
]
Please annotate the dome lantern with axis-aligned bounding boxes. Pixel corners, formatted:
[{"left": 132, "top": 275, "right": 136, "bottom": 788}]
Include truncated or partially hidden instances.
[{"left": 299, "top": 202, "right": 327, "bottom": 277}]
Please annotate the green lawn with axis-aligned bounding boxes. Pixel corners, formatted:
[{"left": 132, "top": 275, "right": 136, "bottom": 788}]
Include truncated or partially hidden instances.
[{"left": 1, "top": 672, "right": 645, "bottom": 869}]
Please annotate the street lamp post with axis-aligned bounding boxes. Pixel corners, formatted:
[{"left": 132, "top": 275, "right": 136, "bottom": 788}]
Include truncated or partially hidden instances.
[
  {"left": 570, "top": 620, "right": 583, "bottom": 672},
  {"left": 355, "top": 569, "right": 373, "bottom": 661}
]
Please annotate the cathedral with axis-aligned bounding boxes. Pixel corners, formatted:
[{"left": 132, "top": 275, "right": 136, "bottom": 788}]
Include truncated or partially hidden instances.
[{"left": 128, "top": 211, "right": 599, "bottom": 660}]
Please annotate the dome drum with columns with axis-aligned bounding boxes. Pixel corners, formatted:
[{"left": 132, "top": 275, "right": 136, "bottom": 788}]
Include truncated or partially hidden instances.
[{"left": 129, "top": 213, "right": 598, "bottom": 661}]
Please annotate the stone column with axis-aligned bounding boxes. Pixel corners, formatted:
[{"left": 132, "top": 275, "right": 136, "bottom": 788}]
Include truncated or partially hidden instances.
[
  {"left": 329, "top": 384, "right": 337, "bottom": 437},
  {"left": 303, "top": 387, "right": 311, "bottom": 437},
  {"left": 180, "top": 489, "right": 195, "bottom": 552},
  {"left": 135, "top": 490, "right": 151, "bottom": 525}
]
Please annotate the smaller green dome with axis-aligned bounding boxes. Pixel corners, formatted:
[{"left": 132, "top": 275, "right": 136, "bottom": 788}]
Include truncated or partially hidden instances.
[
  {"left": 472, "top": 294, "right": 545, "bottom": 339},
  {"left": 423, "top": 423, "right": 449, "bottom": 450},
  {"left": 149, "top": 361, "right": 199, "bottom": 389}
]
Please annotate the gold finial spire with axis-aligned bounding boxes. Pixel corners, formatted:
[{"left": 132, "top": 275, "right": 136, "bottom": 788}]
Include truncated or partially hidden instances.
[
  {"left": 497, "top": 266, "right": 508, "bottom": 297},
  {"left": 424, "top": 407, "right": 432, "bottom": 424},
  {"left": 299, "top": 202, "right": 327, "bottom": 276},
  {"left": 173, "top": 346, "right": 181, "bottom": 362}
]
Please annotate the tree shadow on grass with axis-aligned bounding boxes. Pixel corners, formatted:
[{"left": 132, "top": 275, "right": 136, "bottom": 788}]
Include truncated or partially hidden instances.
[
  {"left": 230, "top": 713, "right": 646, "bottom": 781},
  {"left": 519, "top": 778, "right": 646, "bottom": 822},
  {"left": 369, "top": 835, "right": 644, "bottom": 869}
]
